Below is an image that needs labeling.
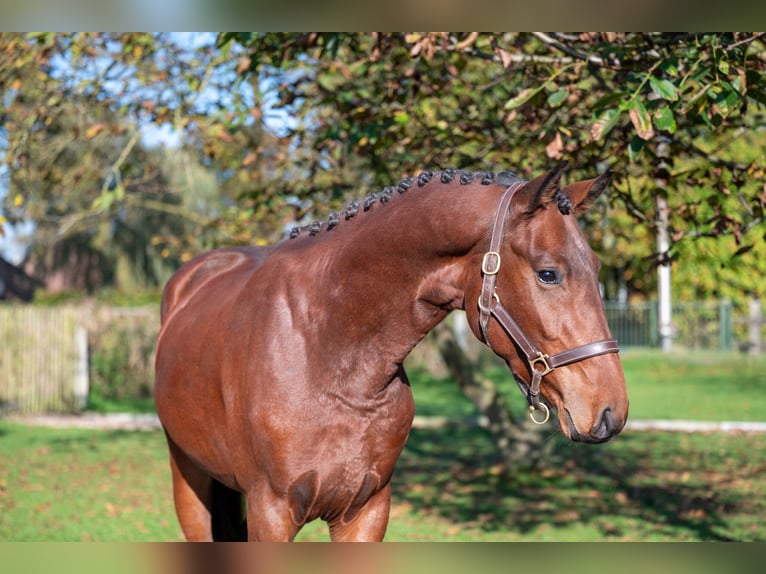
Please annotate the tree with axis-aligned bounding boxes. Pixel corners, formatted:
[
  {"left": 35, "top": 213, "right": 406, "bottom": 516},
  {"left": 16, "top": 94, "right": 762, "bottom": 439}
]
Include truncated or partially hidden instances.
[{"left": 0, "top": 33, "right": 280, "bottom": 292}]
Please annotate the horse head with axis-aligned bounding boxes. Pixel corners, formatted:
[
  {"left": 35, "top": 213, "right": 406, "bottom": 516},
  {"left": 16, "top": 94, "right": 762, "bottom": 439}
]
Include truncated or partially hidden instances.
[{"left": 464, "top": 164, "right": 628, "bottom": 443}]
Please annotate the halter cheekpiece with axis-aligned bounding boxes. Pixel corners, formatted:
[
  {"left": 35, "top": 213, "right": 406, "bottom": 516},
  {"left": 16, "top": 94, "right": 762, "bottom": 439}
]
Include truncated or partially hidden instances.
[{"left": 477, "top": 182, "right": 620, "bottom": 425}]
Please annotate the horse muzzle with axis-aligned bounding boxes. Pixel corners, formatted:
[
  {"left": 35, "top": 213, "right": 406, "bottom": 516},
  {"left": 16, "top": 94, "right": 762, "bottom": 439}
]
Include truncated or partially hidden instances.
[{"left": 563, "top": 406, "right": 626, "bottom": 444}]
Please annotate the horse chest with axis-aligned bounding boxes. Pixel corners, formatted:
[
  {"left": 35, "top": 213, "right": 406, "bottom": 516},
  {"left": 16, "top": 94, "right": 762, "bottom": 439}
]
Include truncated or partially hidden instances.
[
  {"left": 283, "top": 397, "right": 415, "bottom": 525},
  {"left": 246, "top": 376, "right": 415, "bottom": 520}
]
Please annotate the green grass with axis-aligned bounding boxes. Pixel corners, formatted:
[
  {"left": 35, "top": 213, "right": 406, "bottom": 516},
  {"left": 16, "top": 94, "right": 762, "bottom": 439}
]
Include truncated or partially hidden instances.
[
  {"left": 0, "top": 423, "right": 181, "bottom": 542},
  {"left": 407, "top": 349, "right": 766, "bottom": 422},
  {"left": 2, "top": 419, "right": 765, "bottom": 542},
  {"left": 618, "top": 349, "right": 766, "bottom": 421}
]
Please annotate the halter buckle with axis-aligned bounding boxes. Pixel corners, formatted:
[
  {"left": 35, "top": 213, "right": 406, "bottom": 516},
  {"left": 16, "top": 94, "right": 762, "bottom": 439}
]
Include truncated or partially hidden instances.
[
  {"left": 529, "top": 352, "right": 554, "bottom": 377},
  {"left": 481, "top": 251, "right": 501, "bottom": 275}
]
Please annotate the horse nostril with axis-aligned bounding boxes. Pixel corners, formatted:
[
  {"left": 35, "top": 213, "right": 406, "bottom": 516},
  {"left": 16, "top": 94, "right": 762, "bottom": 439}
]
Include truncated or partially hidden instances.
[{"left": 592, "top": 407, "right": 615, "bottom": 440}]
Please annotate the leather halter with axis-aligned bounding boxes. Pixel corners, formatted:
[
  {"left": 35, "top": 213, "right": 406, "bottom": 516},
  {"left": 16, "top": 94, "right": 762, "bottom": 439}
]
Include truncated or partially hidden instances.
[{"left": 477, "top": 181, "right": 620, "bottom": 423}]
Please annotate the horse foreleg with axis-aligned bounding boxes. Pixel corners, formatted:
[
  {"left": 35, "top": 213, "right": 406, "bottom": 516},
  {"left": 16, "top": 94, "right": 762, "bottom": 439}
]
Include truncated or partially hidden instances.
[
  {"left": 244, "top": 489, "right": 303, "bottom": 541},
  {"left": 328, "top": 484, "right": 391, "bottom": 542},
  {"left": 166, "top": 437, "right": 214, "bottom": 541}
]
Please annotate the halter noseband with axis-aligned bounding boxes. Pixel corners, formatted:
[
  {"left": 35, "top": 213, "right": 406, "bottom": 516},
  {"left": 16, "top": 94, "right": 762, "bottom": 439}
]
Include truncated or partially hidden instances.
[{"left": 477, "top": 181, "right": 620, "bottom": 424}]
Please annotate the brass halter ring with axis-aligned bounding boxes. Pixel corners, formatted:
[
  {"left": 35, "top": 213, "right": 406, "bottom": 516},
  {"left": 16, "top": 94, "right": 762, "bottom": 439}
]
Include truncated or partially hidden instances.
[{"left": 528, "top": 402, "right": 550, "bottom": 425}]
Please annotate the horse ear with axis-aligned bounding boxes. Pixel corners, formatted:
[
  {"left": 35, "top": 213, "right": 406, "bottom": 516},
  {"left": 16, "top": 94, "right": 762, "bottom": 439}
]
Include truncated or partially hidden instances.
[
  {"left": 562, "top": 170, "right": 614, "bottom": 214},
  {"left": 521, "top": 161, "right": 569, "bottom": 213}
]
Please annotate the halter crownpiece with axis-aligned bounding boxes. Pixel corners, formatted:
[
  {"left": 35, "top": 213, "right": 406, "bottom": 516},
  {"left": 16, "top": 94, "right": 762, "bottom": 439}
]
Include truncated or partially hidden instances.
[{"left": 477, "top": 181, "right": 620, "bottom": 424}]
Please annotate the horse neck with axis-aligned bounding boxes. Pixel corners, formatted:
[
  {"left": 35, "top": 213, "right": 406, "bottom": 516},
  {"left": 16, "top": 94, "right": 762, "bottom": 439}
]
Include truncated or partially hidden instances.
[{"left": 295, "top": 180, "right": 505, "bottom": 367}]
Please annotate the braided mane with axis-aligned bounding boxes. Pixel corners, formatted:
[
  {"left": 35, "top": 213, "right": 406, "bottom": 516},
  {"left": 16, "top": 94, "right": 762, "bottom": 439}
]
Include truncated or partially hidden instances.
[
  {"left": 288, "top": 169, "right": 518, "bottom": 239},
  {"left": 287, "top": 168, "right": 571, "bottom": 239}
]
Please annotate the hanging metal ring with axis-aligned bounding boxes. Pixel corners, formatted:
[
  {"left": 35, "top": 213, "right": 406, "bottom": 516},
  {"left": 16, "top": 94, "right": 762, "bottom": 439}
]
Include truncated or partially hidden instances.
[{"left": 528, "top": 402, "right": 550, "bottom": 425}]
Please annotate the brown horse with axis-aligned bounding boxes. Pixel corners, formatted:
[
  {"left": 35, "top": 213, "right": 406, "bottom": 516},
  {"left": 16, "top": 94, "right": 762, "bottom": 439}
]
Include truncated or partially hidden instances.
[{"left": 154, "top": 164, "right": 629, "bottom": 541}]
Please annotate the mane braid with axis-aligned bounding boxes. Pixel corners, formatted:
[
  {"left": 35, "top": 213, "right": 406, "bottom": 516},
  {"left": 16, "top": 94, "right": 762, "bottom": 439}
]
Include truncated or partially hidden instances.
[
  {"left": 554, "top": 190, "right": 572, "bottom": 215},
  {"left": 398, "top": 177, "right": 415, "bottom": 192},
  {"left": 287, "top": 168, "right": 521, "bottom": 239},
  {"left": 417, "top": 171, "right": 434, "bottom": 186}
]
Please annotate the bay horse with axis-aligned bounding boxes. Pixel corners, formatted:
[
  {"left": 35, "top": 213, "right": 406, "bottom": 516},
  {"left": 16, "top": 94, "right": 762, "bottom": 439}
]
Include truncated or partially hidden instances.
[{"left": 154, "top": 163, "right": 629, "bottom": 541}]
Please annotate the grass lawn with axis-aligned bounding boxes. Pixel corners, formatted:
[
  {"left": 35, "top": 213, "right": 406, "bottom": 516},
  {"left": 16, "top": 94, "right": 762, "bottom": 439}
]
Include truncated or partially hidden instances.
[
  {"left": 2, "top": 418, "right": 765, "bottom": 542},
  {"left": 408, "top": 349, "right": 766, "bottom": 422},
  {"left": 2, "top": 349, "right": 764, "bottom": 542}
]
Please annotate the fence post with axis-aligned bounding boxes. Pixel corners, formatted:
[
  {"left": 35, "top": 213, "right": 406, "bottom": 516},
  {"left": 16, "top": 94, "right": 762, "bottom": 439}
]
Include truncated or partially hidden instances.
[
  {"left": 649, "top": 301, "right": 659, "bottom": 347},
  {"left": 749, "top": 296, "right": 762, "bottom": 355},
  {"left": 73, "top": 324, "right": 89, "bottom": 410},
  {"left": 719, "top": 299, "right": 732, "bottom": 351}
]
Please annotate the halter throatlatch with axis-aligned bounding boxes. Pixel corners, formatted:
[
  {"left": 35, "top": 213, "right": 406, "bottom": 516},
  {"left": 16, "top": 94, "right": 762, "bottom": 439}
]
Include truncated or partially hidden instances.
[{"left": 477, "top": 182, "right": 620, "bottom": 425}]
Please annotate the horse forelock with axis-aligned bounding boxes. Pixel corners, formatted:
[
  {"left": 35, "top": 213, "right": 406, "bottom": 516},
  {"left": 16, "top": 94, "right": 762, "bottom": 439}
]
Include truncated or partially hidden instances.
[{"left": 288, "top": 168, "right": 524, "bottom": 240}]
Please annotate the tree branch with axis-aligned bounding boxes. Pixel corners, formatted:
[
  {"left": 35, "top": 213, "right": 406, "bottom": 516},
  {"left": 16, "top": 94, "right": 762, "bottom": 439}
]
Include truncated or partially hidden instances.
[
  {"left": 532, "top": 32, "right": 607, "bottom": 67},
  {"left": 727, "top": 32, "right": 766, "bottom": 49},
  {"left": 100, "top": 129, "right": 139, "bottom": 197}
]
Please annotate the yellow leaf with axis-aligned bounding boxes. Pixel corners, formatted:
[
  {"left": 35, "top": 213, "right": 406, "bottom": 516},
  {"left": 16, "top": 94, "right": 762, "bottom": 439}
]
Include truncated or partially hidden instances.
[
  {"left": 85, "top": 124, "right": 106, "bottom": 139},
  {"left": 13, "top": 194, "right": 24, "bottom": 207}
]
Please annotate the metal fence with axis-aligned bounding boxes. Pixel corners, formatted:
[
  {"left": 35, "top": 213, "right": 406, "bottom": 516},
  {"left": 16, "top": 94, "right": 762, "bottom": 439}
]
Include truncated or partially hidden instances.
[{"left": 604, "top": 300, "right": 735, "bottom": 351}]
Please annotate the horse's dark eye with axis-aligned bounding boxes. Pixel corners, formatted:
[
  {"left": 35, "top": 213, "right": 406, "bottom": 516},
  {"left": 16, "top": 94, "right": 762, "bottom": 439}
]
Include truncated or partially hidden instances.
[{"left": 537, "top": 269, "right": 560, "bottom": 285}]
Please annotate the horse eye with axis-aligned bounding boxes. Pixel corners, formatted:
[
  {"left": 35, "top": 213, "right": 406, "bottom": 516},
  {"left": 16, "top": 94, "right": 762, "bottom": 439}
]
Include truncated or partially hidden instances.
[{"left": 537, "top": 269, "right": 560, "bottom": 285}]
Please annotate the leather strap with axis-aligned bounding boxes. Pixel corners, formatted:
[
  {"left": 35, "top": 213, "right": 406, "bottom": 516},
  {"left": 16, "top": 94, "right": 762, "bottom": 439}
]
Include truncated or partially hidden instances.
[
  {"left": 477, "top": 181, "right": 620, "bottom": 411},
  {"left": 478, "top": 181, "right": 524, "bottom": 342}
]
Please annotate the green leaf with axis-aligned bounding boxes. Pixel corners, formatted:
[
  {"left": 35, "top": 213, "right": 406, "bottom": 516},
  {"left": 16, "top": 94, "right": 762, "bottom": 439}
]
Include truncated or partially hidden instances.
[
  {"left": 393, "top": 110, "right": 410, "bottom": 124},
  {"left": 592, "top": 92, "right": 625, "bottom": 113},
  {"left": 628, "top": 99, "right": 655, "bottom": 140},
  {"left": 709, "top": 82, "right": 741, "bottom": 117},
  {"left": 546, "top": 88, "right": 568, "bottom": 108},
  {"left": 659, "top": 59, "right": 679, "bottom": 77},
  {"left": 504, "top": 64, "right": 574, "bottom": 110},
  {"left": 316, "top": 72, "right": 346, "bottom": 92},
  {"left": 590, "top": 108, "right": 622, "bottom": 141},
  {"left": 93, "top": 191, "right": 114, "bottom": 211},
  {"left": 649, "top": 76, "right": 679, "bottom": 102},
  {"left": 628, "top": 135, "right": 645, "bottom": 162},
  {"left": 504, "top": 87, "right": 539, "bottom": 110},
  {"left": 653, "top": 106, "right": 677, "bottom": 134}
]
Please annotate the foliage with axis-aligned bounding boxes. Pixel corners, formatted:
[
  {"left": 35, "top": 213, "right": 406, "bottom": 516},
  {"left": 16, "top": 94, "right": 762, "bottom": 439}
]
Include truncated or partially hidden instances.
[
  {"left": 3, "top": 32, "right": 765, "bottom": 303},
  {"left": 87, "top": 306, "right": 158, "bottom": 406}
]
